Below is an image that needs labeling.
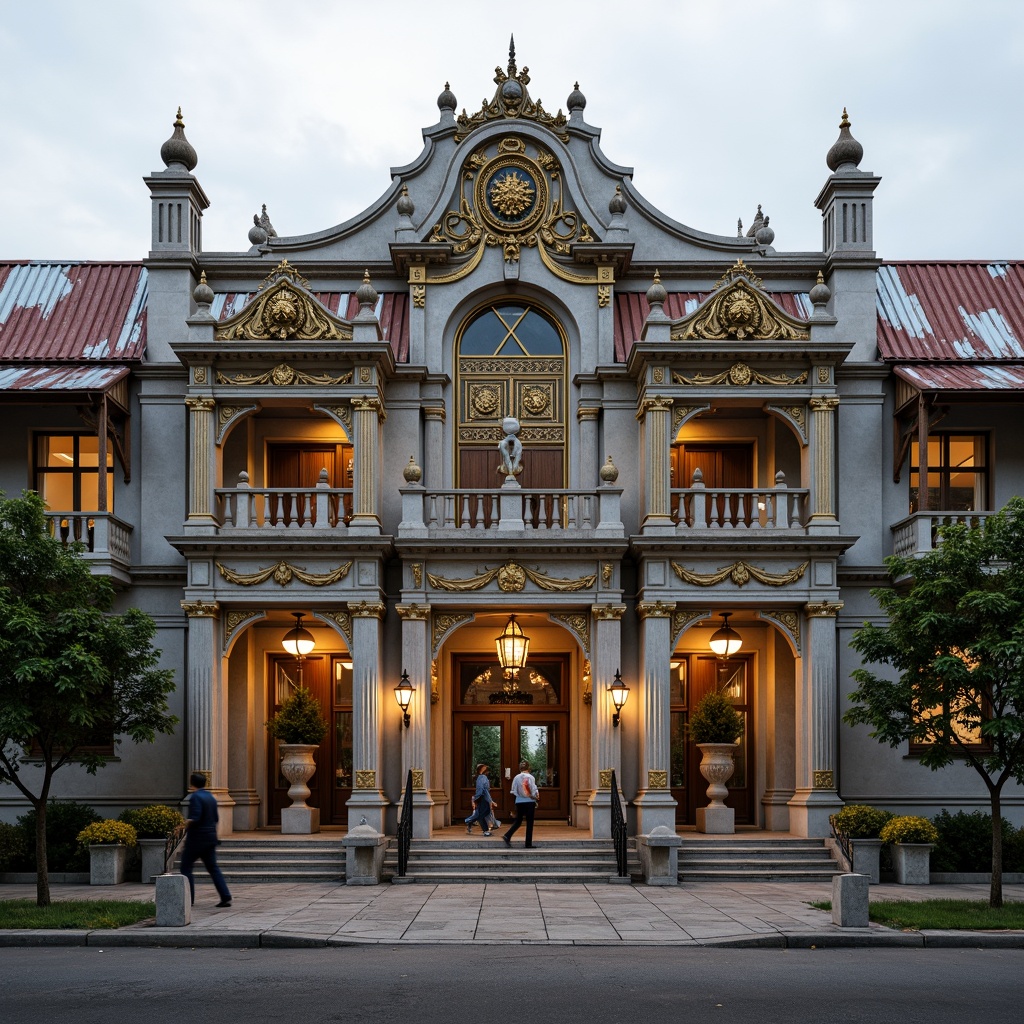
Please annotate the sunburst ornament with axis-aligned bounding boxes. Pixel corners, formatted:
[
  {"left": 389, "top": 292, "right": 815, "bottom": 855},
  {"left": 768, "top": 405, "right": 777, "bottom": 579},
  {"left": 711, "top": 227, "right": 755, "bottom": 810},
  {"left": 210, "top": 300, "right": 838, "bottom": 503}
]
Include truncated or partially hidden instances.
[{"left": 489, "top": 170, "right": 535, "bottom": 219}]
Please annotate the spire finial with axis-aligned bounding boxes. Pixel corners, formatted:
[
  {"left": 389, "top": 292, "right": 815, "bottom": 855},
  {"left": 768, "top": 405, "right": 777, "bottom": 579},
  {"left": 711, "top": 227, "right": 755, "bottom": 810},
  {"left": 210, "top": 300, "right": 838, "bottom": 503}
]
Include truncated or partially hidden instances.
[
  {"left": 174, "top": 106, "right": 184, "bottom": 128},
  {"left": 508, "top": 34, "right": 517, "bottom": 76},
  {"left": 840, "top": 107, "right": 851, "bottom": 128}
]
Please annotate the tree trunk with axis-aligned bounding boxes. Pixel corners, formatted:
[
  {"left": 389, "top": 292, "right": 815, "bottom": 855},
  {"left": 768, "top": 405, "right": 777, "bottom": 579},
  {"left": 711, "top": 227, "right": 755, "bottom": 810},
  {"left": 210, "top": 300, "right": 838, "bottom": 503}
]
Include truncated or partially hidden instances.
[
  {"left": 990, "top": 787, "right": 1003, "bottom": 909},
  {"left": 35, "top": 798, "right": 50, "bottom": 907}
]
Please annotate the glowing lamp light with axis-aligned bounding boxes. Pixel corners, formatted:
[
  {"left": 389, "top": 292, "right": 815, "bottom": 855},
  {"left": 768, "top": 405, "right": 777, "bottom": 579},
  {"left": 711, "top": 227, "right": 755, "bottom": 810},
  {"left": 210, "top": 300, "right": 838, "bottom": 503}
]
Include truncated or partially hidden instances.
[{"left": 709, "top": 612, "right": 742, "bottom": 658}]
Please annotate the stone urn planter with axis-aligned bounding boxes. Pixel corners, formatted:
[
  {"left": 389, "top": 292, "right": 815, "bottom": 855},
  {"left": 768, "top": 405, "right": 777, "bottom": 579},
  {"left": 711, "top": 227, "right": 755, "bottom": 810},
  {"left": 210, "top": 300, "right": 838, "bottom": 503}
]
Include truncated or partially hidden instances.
[
  {"left": 88, "top": 843, "right": 130, "bottom": 886},
  {"left": 695, "top": 743, "right": 737, "bottom": 834},
  {"left": 891, "top": 843, "right": 934, "bottom": 885},
  {"left": 279, "top": 743, "right": 321, "bottom": 834},
  {"left": 849, "top": 838, "right": 884, "bottom": 885},
  {"left": 138, "top": 837, "right": 169, "bottom": 883}
]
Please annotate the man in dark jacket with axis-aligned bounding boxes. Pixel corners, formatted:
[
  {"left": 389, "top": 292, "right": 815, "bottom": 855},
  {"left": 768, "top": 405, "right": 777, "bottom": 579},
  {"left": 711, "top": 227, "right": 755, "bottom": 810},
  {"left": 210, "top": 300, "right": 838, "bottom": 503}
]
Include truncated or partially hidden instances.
[{"left": 180, "top": 771, "right": 232, "bottom": 908}]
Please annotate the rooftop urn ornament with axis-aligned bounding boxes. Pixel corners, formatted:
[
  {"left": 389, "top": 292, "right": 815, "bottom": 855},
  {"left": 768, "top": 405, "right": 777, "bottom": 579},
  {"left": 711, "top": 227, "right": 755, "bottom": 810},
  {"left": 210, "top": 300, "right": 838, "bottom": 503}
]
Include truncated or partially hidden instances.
[
  {"left": 826, "top": 108, "right": 864, "bottom": 172},
  {"left": 646, "top": 269, "right": 667, "bottom": 310},
  {"left": 809, "top": 270, "right": 832, "bottom": 312},
  {"left": 567, "top": 81, "right": 587, "bottom": 114},
  {"left": 356, "top": 269, "right": 378, "bottom": 311},
  {"left": 600, "top": 455, "right": 619, "bottom": 484},
  {"left": 497, "top": 416, "right": 524, "bottom": 479},
  {"left": 192, "top": 271, "right": 214, "bottom": 316},
  {"left": 160, "top": 107, "right": 198, "bottom": 172},
  {"left": 437, "top": 81, "right": 457, "bottom": 114},
  {"left": 755, "top": 216, "right": 775, "bottom": 247},
  {"left": 403, "top": 456, "right": 422, "bottom": 484},
  {"left": 396, "top": 185, "right": 415, "bottom": 219},
  {"left": 609, "top": 185, "right": 627, "bottom": 218}
]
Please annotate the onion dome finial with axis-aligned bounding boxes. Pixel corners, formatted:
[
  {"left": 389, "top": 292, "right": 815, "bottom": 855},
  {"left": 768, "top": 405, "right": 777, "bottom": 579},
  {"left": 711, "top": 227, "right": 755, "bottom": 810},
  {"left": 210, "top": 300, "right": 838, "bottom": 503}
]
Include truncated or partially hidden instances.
[
  {"left": 160, "top": 107, "right": 198, "bottom": 171},
  {"left": 567, "top": 81, "right": 586, "bottom": 113},
  {"left": 609, "top": 185, "right": 627, "bottom": 217},
  {"left": 193, "top": 270, "right": 214, "bottom": 309},
  {"left": 356, "top": 269, "right": 378, "bottom": 311},
  {"left": 437, "top": 81, "right": 457, "bottom": 113},
  {"left": 397, "top": 185, "right": 415, "bottom": 218},
  {"left": 646, "top": 269, "right": 667, "bottom": 308},
  {"left": 809, "top": 269, "right": 831, "bottom": 310},
  {"left": 826, "top": 107, "right": 864, "bottom": 172}
]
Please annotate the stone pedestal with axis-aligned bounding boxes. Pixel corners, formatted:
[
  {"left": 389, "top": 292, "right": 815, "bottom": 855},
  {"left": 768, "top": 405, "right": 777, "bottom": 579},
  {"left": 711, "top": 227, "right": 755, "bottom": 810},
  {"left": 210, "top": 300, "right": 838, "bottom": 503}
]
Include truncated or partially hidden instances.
[
  {"left": 849, "top": 839, "right": 883, "bottom": 884},
  {"left": 695, "top": 804, "right": 735, "bottom": 834},
  {"left": 695, "top": 743, "right": 736, "bottom": 834},
  {"left": 892, "top": 843, "right": 933, "bottom": 885},
  {"left": 637, "top": 825, "right": 682, "bottom": 885},
  {"left": 89, "top": 844, "right": 129, "bottom": 885},
  {"left": 342, "top": 823, "right": 387, "bottom": 884},
  {"left": 138, "top": 838, "right": 167, "bottom": 883},
  {"left": 155, "top": 872, "right": 191, "bottom": 926},
  {"left": 831, "top": 873, "right": 869, "bottom": 927},
  {"left": 281, "top": 805, "right": 321, "bottom": 834}
]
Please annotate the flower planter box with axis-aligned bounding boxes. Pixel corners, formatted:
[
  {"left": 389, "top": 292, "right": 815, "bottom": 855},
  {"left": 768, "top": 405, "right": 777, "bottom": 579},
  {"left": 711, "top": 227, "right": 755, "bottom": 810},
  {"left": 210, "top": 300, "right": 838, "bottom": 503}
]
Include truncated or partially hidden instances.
[
  {"left": 138, "top": 838, "right": 169, "bottom": 883},
  {"left": 849, "top": 838, "right": 883, "bottom": 884},
  {"left": 89, "top": 843, "right": 129, "bottom": 885},
  {"left": 892, "top": 842, "right": 933, "bottom": 885}
]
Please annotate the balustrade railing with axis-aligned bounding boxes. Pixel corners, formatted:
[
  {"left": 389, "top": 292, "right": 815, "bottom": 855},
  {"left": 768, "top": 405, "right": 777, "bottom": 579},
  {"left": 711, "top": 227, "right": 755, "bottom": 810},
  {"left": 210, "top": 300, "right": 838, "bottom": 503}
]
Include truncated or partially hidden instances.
[
  {"left": 216, "top": 471, "right": 352, "bottom": 530},
  {"left": 396, "top": 770, "right": 414, "bottom": 878},
  {"left": 891, "top": 510, "right": 994, "bottom": 558},
  {"left": 672, "top": 471, "right": 809, "bottom": 531},
  {"left": 609, "top": 769, "right": 628, "bottom": 879},
  {"left": 45, "top": 511, "right": 133, "bottom": 563}
]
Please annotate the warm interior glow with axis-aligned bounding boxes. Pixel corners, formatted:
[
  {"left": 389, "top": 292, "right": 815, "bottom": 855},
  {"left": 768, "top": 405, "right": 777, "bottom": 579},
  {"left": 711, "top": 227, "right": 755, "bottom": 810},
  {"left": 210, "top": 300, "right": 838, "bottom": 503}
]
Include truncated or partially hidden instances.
[
  {"left": 608, "top": 670, "right": 630, "bottom": 713},
  {"left": 394, "top": 670, "right": 415, "bottom": 712}
]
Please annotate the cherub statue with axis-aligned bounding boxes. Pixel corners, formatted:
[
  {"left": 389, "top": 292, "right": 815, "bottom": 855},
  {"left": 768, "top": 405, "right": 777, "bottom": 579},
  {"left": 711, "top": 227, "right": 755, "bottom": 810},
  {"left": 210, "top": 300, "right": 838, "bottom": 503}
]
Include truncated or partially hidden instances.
[{"left": 497, "top": 416, "right": 523, "bottom": 477}]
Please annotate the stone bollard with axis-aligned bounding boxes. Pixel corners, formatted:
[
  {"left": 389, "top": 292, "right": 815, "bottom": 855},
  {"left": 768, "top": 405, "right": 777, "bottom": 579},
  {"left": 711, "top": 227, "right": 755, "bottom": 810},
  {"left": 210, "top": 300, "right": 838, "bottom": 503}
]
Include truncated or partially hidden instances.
[
  {"left": 831, "top": 872, "right": 869, "bottom": 928},
  {"left": 342, "top": 823, "right": 387, "bottom": 885},
  {"left": 636, "top": 826, "right": 683, "bottom": 885},
  {"left": 155, "top": 872, "right": 191, "bottom": 926}
]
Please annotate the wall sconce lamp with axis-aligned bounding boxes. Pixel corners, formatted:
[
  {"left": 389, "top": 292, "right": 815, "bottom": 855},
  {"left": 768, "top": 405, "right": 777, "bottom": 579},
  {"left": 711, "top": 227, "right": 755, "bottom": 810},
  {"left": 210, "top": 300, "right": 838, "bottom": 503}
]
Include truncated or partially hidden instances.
[
  {"left": 709, "top": 612, "right": 742, "bottom": 658},
  {"left": 608, "top": 669, "right": 629, "bottom": 728},
  {"left": 394, "top": 670, "right": 415, "bottom": 728}
]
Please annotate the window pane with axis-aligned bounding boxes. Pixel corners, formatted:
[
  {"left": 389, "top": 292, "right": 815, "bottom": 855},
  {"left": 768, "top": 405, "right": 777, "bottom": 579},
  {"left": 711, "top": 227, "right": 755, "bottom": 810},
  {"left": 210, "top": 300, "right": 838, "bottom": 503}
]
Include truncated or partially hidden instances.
[
  {"left": 78, "top": 435, "right": 100, "bottom": 468},
  {"left": 39, "top": 435, "right": 75, "bottom": 468},
  {"left": 519, "top": 724, "right": 553, "bottom": 786},
  {"left": 334, "top": 713, "right": 353, "bottom": 789},
  {"left": 79, "top": 475, "right": 100, "bottom": 512},
  {"left": 514, "top": 309, "right": 562, "bottom": 355},
  {"left": 469, "top": 725, "right": 501, "bottom": 786},
  {"left": 947, "top": 437, "right": 977, "bottom": 469},
  {"left": 670, "top": 712, "right": 686, "bottom": 788},
  {"left": 38, "top": 473, "right": 74, "bottom": 510}
]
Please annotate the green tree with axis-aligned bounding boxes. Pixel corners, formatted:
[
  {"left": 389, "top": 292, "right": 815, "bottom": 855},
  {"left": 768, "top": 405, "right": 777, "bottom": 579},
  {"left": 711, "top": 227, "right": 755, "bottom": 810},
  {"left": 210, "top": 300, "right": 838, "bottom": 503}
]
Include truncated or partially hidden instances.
[
  {"left": 0, "top": 493, "right": 177, "bottom": 906},
  {"left": 845, "top": 498, "right": 1024, "bottom": 907}
]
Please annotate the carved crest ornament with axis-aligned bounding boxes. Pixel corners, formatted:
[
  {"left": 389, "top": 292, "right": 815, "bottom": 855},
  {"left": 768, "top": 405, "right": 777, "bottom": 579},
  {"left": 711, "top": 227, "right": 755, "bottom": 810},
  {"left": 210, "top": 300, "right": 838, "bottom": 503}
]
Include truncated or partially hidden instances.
[{"left": 427, "top": 560, "right": 596, "bottom": 593}]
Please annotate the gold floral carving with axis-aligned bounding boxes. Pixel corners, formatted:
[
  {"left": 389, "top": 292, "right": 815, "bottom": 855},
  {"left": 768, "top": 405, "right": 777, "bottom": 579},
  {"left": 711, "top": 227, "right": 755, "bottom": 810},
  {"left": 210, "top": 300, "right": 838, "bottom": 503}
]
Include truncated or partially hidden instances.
[
  {"left": 215, "top": 260, "right": 352, "bottom": 341},
  {"left": 813, "top": 770, "right": 835, "bottom": 790},
  {"left": 601, "top": 563, "right": 613, "bottom": 586},
  {"left": 670, "top": 560, "right": 809, "bottom": 587},
  {"left": 669, "top": 260, "right": 810, "bottom": 342},
  {"left": 349, "top": 601, "right": 386, "bottom": 619},
  {"left": 411, "top": 284, "right": 426, "bottom": 308},
  {"left": 354, "top": 770, "right": 377, "bottom": 789},
  {"left": 427, "top": 561, "right": 595, "bottom": 593},
  {"left": 637, "top": 601, "right": 676, "bottom": 619},
  {"left": 181, "top": 599, "right": 219, "bottom": 617},
  {"left": 411, "top": 563, "right": 423, "bottom": 588},
  {"left": 216, "top": 560, "right": 352, "bottom": 587},
  {"left": 817, "top": 366, "right": 831, "bottom": 384},
  {"left": 652, "top": 368, "right": 665, "bottom": 384},
  {"left": 192, "top": 366, "right": 208, "bottom": 385},
  {"left": 432, "top": 612, "right": 474, "bottom": 654},
  {"left": 597, "top": 284, "right": 611, "bottom": 308},
  {"left": 598, "top": 769, "right": 613, "bottom": 790},
  {"left": 674, "top": 363, "right": 808, "bottom": 387},
  {"left": 521, "top": 385, "right": 551, "bottom": 416},
  {"left": 672, "top": 609, "right": 711, "bottom": 644},
  {"left": 411, "top": 770, "right": 425, "bottom": 790},
  {"left": 806, "top": 601, "right": 843, "bottom": 618},
  {"left": 648, "top": 770, "right": 668, "bottom": 789},
  {"left": 396, "top": 603, "right": 430, "bottom": 620},
  {"left": 759, "top": 609, "right": 802, "bottom": 655},
  {"left": 592, "top": 604, "right": 626, "bottom": 620},
  {"left": 317, "top": 610, "right": 352, "bottom": 647},
  {"left": 673, "top": 405, "right": 710, "bottom": 430},
  {"left": 222, "top": 609, "right": 266, "bottom": 652},
  {"left": 810, "top": 395, "right": 840, "bottom": 412},
  {"left": 215, "top": 364, "right": 353, "bottom": 387},
  {"left": 549, "top": 613, "right": 590, "bottom": 656},
  {"left": 469, "top": 383, "right": 501, "bottom": 419}
]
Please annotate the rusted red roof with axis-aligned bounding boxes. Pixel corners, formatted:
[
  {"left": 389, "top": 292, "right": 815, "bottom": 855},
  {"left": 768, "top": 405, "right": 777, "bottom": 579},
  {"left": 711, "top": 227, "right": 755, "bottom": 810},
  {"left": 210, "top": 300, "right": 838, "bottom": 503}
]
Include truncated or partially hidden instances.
[
  {"left": 0, "top": 262, "right": 147, "bottom": 361},
  {"left": 0, "top": 364, "right": 131, "bottom": 391},
  {"left": 893, "top": 363, "right": 1024, "bottom": 393},
  {"left": 877, "top": 262, "right": 1024, "bottom": 360},
  {"left": 213, "top": 291, "right": 411, "bottom": 362},
  {"left": 613, "top": 291, "right": 812, "bottom": 362}
]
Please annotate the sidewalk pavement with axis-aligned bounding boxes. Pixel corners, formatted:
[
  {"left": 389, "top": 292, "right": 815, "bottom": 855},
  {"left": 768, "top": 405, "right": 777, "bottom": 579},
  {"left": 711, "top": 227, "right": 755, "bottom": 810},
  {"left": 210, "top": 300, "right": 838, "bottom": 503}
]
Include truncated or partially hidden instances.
[{"left": 2, "top": 879, "right": 1023, "bottom": 949}]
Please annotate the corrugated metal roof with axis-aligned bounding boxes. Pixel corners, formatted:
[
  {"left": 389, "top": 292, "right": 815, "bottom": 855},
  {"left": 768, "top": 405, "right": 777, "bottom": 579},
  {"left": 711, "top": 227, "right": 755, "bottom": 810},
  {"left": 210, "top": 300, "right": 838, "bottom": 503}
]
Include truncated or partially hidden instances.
[
  {"left": 212, "top": 291, "right": 411, "bottom": 362},
  {"left": 613, "top": 291, "right": 811, "bottom": 362},
  {"left": 893, "top": 362, "right": 1024, "bottom": 392},
  {"left": 877, "top": 262, "right": 1024, "bottom": 360},
  {"left": 0, "top": 364, "right": 131, "bottom": 391},
  {"left": 0, "top": 262, "right": 147, "bottom": 361}
]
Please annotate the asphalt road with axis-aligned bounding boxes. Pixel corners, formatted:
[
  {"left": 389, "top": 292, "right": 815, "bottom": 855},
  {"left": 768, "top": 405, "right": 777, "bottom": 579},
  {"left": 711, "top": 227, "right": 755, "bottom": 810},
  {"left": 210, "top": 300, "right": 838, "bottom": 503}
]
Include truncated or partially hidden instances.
[{"left": 3, "top": 946, "right": 1022, "bottom": 1023}]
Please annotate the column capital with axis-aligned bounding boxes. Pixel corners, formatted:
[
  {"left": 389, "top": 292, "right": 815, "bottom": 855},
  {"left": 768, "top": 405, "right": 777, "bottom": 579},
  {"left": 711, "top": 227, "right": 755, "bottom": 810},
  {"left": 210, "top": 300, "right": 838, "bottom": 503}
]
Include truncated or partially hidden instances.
[
  {"left": 352, "top": 395, "right": 385, "bottom": 418},
  {"left": 637, "top": 600, "right": 676, "bottom": 620},
  {"left": 805, "top": 600, "right": 843, "bottom": 618},
  {"left": 577, "top": 406, "right": 600, "bottom": 422},
  {"left": 184, "top": 395, "right": 216, "bottom": 412},
  {"left": 181, "top": 599, "right": 219, "bottom": 617},
  {"left": 809, "top": 395, "right": 840, "bottom": 413},
  {"left": 396, "top": 603, "right": 430, "bottom": 620},
  {"left": 349, "top": 600, "right": 387, "bottom": 619},
  {"left": 422, "top": 404, "right": 446, "bottom": 422},
  {"left": 591, "top": 604, "right": 626, "bottom": 620},
  {"left": 636, "top": 394, "right": 673, "bottom": 420}
]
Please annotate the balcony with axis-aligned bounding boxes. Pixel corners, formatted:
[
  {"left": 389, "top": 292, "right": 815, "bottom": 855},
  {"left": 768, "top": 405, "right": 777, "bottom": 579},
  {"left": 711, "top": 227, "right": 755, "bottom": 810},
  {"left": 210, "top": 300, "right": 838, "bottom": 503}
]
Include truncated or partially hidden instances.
[
  {"left": 216, "top": 471, "right": 353, "bottom": 532},
  {"left": 671, "top": 471, "right": 810, "bottom": 534},
  {"left": 891, "top": 511, "right": 995, "bottom": 558},
  {"left": 46, "top": 511, "right": 133, "bottom": 584}
]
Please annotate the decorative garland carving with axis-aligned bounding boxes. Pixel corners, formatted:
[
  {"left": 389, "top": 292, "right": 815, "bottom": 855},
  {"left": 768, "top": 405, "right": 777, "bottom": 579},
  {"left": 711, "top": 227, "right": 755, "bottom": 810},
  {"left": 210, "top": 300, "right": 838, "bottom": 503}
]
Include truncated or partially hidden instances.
[
  {"left": 673, "top": 363, "right": 808, "bottom": 387},
  {"left": 426, "top": 560, "right": 596, "bottom": 593},
  {"left": 669, "top": 260, "right": 810, "bottom": 341},
  {"left": 215, "top": 364, "right": 353, "bottom": 387},
  {"left": 670, "top": 560, "right": 809, "bottom": 588},
  {"left": 214, "top": 260, "right": 353, "bottom": 341},
  {"left": 549, "top": 612, "right": 590, "bottom": 657},
  {"left": 216, "top": 560, "right": 353, "bottom": 587}
]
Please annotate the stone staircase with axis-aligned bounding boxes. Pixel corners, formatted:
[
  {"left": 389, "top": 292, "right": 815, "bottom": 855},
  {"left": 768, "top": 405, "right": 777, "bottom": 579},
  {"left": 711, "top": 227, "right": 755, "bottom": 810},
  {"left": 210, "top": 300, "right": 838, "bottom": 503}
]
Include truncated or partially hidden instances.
[
  {"left": 384, "top": 837, "right": 640, "bottom": 884},
  {"left": 678, "top": 836, "right": 841, "bottom": 882},
  {"left": 174, "top": 837, "right": 346, "bottom": 883}
]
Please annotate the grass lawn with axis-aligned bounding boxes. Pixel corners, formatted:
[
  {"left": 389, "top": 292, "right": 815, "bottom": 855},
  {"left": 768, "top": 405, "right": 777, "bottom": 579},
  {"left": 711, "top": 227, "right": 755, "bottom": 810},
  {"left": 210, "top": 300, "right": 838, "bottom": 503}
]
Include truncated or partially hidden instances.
[
  {"left": 0, "top": 899, "right": 155, "bottom": 930},
  {"left": 811, "top": 898, "right": 1024, "bottom": 931}
]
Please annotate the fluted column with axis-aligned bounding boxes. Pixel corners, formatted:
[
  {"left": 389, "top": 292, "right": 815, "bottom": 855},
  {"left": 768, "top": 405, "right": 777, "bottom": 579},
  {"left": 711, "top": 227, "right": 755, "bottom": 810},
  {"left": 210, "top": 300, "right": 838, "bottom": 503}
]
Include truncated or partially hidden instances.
[
  {"left": 423, "top": 403, "right": 445, "bottom": 489},
  {"left": 184, "top": 396, "right": 217, "bottom": 527},
  {"left": 397, "top": 603, "right": 433, "bottom": 837},
  {"left": 634, "top": 600, "right": 677, "bottom": 833},
  {"left": 787, "top": 601, "right": 843, "bottom": 837},
  {"left": 181, "top": 599, "right": 233, "bottom": 836},
  {"left": 348, "top": 601, "right": 388, "bottom": 831},
  {"left": 809, "top": 395, "right": 840, "bottom": 530},
  {"left": 577, "top": 406, "right": 600, "bottom": 489},
  {"left": 350, "top": 396, "right": 384, "bottom": 534},
  {"left": 588, "top": 604, "right": 625, "bottom": 838},
  {"left": 638, "top": 395, "right": 674, "bottom": 534}
]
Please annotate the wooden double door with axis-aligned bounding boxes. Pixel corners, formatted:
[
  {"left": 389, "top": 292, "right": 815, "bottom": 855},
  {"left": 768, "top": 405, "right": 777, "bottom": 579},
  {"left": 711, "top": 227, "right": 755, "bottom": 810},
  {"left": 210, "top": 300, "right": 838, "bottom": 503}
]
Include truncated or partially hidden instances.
[{"left": 267, "top": 654, "right": 353, "bottom": 826}]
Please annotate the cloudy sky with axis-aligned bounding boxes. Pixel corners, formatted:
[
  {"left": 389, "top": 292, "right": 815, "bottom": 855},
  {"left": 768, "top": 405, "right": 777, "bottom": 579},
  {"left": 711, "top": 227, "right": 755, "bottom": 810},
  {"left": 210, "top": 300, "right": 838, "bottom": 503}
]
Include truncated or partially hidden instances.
[{"left": 1, "top": 0, "right": 1020, "bottom": 262}]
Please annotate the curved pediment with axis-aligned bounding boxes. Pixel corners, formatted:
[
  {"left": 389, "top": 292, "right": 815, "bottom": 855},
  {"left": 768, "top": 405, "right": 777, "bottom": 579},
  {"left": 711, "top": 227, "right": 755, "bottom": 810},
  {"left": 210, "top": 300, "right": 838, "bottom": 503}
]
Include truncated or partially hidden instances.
[
  {"left": 671, "top": 260, "right": 810, "bottom": 342},
  {"left": 215, "top": 260, "right": 353, "bottom": 341}
]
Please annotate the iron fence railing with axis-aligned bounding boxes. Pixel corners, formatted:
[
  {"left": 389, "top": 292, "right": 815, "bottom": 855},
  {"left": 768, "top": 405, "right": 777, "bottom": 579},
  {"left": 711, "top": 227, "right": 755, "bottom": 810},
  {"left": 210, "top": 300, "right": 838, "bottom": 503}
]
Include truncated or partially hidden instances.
[
  {"left": 610, "top": 769, "right": 627, "bottom": 878},
  {"left": 163, "top": 822, "right": 187, "bottom": 873},
  {"left": 396, "top": 770, "right": 414, "bottom": 877}
]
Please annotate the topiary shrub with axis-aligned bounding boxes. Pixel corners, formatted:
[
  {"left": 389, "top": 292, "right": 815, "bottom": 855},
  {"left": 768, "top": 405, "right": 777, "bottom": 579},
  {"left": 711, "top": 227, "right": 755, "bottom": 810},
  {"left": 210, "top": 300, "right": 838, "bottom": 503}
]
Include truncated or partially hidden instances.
[
  {"left": 77, "top": 820, "right": 137, "bottom": 849},
  {"left": 930, "top": 809, "right": 1024, "bottom": 873},
  {"left": 17, "top": 800, "right": 102, "bottom": 872},
  {"left": 266, "top": 686, "right": 328, "bottom": 745},
  {"left": 0, "top": 821, "right": 27, "bottom": 871},
  {"left": 118, "top": 804, "right": 185, "bottom": 839},
  {"left": 832, "top": 804, "right": 894, "bottom": 839},
  {"left": 689, "top": 691, "right": 744, "bottom": 745},
  {"left": 880, "top": 815, "right": 939, "bottom": 846}
]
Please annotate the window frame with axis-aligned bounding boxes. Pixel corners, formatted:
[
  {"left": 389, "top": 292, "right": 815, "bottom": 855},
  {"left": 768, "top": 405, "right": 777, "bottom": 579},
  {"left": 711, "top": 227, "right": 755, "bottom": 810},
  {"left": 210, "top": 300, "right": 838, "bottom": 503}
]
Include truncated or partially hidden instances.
[
  {"left": 909, "top": 431, "right": 989, "bottom": 514},
  {"left": 33, "top": 431, "right": 115, "bottom": 513}
]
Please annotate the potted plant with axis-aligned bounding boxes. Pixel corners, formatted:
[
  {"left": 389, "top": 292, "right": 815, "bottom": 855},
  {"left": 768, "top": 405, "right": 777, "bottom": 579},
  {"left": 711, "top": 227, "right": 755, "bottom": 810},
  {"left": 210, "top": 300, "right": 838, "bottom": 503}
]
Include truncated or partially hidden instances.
[
  {"left": 119, "top": 804, "right": 186, "bottom": 883},
  {"left": 880, "top": 815, "right": 939, "bottom": 885},
  {"left": 77, "top": 819, "right": 138, "bottom": 885},
  {"left": 689, "top": 690, "right": 744, "bottom": 834},
  {"left": 266, "top": 686, "right": 328, "bottom": 834},
  {"left": 831, "top": 804, "right": 894, "bottom": 883}
]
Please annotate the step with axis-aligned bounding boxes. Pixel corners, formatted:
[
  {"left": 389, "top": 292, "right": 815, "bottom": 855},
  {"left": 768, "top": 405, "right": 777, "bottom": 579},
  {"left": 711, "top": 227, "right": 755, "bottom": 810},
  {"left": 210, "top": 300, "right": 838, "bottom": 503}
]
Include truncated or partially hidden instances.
[{"left": 678, "top": 837, "right": 841, "bottom": 883}]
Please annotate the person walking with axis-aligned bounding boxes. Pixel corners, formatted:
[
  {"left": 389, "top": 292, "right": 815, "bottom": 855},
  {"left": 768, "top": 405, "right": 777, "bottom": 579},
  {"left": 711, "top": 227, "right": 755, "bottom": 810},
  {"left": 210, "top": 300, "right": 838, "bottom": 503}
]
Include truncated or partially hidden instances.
[
  {"left": 465, "top": 762, "right": 496, "bottom": 835},
  {"left": 502, "top": 760, "right": 539, "bottom": 848},
  {"left": 180, "top": 771, "right": 232, "bottom": 908}
]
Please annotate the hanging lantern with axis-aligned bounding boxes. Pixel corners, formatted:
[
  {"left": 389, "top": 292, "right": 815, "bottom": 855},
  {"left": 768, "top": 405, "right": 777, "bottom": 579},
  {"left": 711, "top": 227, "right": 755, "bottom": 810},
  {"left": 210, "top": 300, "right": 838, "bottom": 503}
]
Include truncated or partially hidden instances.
[
  {"left": 495, "top": 613, "right": 530, "bottom": 672},
  {"left": 709, "top": 612, "right": 742, "bottom": 658}
]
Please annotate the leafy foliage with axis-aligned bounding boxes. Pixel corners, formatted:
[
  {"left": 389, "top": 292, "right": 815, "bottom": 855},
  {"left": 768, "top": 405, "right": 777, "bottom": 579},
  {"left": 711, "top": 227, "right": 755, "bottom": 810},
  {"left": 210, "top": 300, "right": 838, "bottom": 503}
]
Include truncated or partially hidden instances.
[
  {"left": 118, "top": 804, "right": 184, "bottom": 839},
  {"left": 689, "top": 690, "right": 744, "bottom": 745},
  {"left": 844, "top": 498, "right": 1024, "bottom": 905},
  {"left": 831, "top": 804, "right": 894, "bottom": 839},
  {"left": 0, "top": 821, "right": 27, "bottom": 871},
  {"left": 880, "top": 815, "right": 939, "bottom": 845},
  {"left": 266, "top": 685, "right": 328, "bottom": 744},
  {"left": 77, "top": 819, "right": 137, "bottom": 848},
  {"left": 0, "top": 493, "right": 178, "bottom": 904},
  {"left": 16, "top": 800, "right": 101, "bottom": 872},
  {"left": 931, "top": 810, "right": 1024, "bottom": 873}
]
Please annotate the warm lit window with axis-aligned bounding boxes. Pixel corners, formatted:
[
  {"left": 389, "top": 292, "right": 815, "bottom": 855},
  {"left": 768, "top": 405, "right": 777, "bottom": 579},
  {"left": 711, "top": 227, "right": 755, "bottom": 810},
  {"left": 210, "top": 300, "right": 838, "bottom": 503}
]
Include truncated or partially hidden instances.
[
  {"left": 34, "top": 434, "right": 114, "bottom": 512},
  {"left": 910, "top": 649, "right": 988, "bottom": 753},
  {"left": 909, "top": 433, "right": 987, "bottom": 513}
]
